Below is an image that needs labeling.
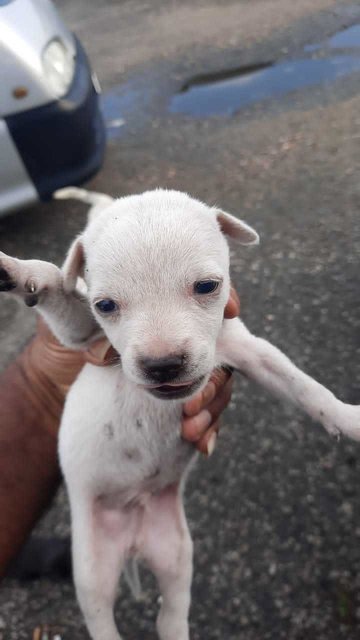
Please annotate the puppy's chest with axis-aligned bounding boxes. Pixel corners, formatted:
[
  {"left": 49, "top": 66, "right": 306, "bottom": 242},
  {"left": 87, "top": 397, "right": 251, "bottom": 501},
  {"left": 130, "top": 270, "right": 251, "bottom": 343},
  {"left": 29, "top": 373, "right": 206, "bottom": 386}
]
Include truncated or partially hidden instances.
[
  {"left": 61, "top": 368, "right": 195, "bottom": 497},
  {"left": 106, "top": 389, "right": 191, "bottom": 478}
]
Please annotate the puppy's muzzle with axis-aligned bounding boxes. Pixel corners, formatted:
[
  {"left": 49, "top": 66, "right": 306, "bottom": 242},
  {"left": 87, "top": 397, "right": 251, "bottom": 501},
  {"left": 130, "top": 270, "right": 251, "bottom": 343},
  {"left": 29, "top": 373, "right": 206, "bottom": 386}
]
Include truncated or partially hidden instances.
[{"left": 140, "top": 354, "right": 186, "bottom": 384}]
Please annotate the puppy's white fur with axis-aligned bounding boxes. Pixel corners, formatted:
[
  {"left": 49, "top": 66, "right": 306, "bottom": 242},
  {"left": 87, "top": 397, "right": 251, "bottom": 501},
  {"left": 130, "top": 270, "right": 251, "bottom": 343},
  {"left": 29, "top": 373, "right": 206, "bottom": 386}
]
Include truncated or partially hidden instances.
[{"left": 1, "top": 188, "right": 360, "bottom": 640}]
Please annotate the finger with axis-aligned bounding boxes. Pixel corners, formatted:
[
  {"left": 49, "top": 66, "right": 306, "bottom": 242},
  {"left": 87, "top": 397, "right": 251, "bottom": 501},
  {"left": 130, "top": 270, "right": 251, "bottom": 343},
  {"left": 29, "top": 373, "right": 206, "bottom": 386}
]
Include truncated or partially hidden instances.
[
  {"left": 182, "top": 370, "right": 233, "bottom": 441},
  {"left": 183, "top": 374, "right": 232, "bottom": 442},
  {"left": 224, "top": 286, "right": 240, "bottom": 319},
  {"left": 208, "top": 365, "right": 232, "bottom": 389},
  {"left": 196, "top": 423, "right": 219, "bottom": 456},
  {"left": 85, "top": 338, "right": 111, "bottom": 364},
  {"left": 205, "top": 375, "right": 233, "bottom": 425},
  {"left": 182, "top": 409, "right": 212, "bottom": 442},
  {"left": 183, "top": 381, "right": 216, "bottom": 418},
  {"left": 183, "top": 367, "right": 231, "bottom": 418}
]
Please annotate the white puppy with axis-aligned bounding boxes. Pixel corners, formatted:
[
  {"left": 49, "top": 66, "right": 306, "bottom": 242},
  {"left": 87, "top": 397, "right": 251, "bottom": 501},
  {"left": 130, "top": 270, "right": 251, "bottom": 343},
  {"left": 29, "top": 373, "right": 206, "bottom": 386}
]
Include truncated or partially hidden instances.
[{"left": 1, "top": 188, "right": 359, "bottom": 640}]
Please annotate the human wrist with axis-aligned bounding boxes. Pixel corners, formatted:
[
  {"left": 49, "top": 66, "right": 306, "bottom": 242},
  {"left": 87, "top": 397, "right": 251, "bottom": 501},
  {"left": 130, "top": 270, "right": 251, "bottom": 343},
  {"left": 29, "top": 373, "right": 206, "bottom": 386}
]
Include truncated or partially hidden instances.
[
  {"left": 13, "top": 338, "right": 65, "bottom": 435},
  {"left": 0, "top": 350, "right": 62, "bottom": 578}
]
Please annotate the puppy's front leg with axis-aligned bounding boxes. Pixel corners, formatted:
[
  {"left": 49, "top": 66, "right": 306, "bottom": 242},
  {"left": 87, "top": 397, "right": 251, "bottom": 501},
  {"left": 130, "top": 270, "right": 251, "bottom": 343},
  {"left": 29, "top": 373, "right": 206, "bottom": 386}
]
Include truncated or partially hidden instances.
[
  {"left": 219, "top": 318, "right": 360, "bottom": 441},
  {"left": 141, "top": 485, "right": 193, "bottom": 640},
  {"left": 0, "top": 252, "right": 100, "bottom": 348}
]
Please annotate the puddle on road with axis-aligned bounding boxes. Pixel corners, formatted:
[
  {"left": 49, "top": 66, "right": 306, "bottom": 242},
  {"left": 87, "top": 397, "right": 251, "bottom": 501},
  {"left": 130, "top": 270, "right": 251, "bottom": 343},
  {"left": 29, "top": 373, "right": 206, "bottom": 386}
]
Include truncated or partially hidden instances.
[
  {"left": 329, "top": 24, "right": 360, "bottom": 48},
  {"left": 100, "top": 76, "right": 156, "bottom": 139},
  {"left": 170, "top": 24, "right": 360, "bottom": 117},
  {"left": 101, "top": 86, "right": 141, "bottom": 139},
  {"left": 100, "top": 23, "right": 360, "bottom": 131},
  {"left": 305, "top": 23, "right": 360, "bottom": 52},
  {"left": 169, "top": 56, "right": 360, "bottom": 117}
]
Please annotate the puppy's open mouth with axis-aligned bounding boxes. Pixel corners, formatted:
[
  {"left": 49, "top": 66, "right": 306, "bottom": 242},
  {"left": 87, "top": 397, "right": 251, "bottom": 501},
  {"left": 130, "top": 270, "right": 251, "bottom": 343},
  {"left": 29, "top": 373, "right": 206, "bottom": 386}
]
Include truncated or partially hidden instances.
[{"left": 144, "top": 378, "right": 204, "bottom": 400}]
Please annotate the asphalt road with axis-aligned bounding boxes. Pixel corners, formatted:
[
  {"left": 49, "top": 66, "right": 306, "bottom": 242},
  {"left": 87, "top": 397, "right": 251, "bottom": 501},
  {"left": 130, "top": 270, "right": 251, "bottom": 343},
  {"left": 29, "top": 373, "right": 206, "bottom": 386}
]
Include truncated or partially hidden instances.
[{"left": 1, "top": 1, "right": 360, "bottom": 638}]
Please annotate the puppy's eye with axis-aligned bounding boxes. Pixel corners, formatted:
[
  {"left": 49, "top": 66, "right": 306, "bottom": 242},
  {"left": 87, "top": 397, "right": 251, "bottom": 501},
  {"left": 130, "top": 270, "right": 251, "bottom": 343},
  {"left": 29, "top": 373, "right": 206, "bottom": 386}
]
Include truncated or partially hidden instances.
[
  {"left": 194, "top": 280, "right": 219, "bottom": 295},
  {"left": 95, "top": 299, "right": 118, "bottom": 314}
]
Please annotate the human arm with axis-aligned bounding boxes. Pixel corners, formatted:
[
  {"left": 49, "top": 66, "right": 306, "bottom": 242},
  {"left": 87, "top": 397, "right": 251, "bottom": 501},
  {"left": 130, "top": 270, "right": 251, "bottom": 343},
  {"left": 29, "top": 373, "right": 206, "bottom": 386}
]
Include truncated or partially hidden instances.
[{"left": 0, "top": 321, "right": 85, "bottom": 579}]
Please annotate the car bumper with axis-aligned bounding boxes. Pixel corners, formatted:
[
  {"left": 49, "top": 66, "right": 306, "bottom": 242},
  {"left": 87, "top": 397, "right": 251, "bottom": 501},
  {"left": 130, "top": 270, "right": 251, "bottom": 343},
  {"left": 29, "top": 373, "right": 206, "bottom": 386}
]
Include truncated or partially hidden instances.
[{"left": 5, "top": 37, "right": 105, "bottom": 200}]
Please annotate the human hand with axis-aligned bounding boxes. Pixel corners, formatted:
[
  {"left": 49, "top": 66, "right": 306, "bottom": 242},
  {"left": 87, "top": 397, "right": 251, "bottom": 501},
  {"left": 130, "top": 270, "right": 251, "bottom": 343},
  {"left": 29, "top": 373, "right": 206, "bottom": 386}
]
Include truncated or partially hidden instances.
[
  {"left": 181, "top": 286, "right": 240, "bottom": 456},
  {"left": 21, "top": 320, "right": 117, "bottom": 428},
  {"left": 24, "top": 319, "right": 117, "bottom": 398}
]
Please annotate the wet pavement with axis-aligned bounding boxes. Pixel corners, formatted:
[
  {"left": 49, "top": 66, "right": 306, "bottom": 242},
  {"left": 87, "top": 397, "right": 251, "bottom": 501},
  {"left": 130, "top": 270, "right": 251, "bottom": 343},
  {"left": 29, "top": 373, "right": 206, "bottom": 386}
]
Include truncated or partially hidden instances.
[
  {"left": 169, "top": 24, "right": 360, "bottom": 117},
  {"left": 102, "top": 21, "right": 360, "bottom": 127},
  {"left": 170, "top": 55, "right": 360, "bottom": 116},
  {"left": 1, "top": 0, "right": 360, "bottom": 638}
]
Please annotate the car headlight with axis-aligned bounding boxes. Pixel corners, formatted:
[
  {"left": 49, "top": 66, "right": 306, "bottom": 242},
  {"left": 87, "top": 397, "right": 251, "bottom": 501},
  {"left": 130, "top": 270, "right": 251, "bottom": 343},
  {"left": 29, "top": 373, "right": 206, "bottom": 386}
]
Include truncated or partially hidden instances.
[{"left": 42, "top": 38, "right": 75, "bottom": 98}]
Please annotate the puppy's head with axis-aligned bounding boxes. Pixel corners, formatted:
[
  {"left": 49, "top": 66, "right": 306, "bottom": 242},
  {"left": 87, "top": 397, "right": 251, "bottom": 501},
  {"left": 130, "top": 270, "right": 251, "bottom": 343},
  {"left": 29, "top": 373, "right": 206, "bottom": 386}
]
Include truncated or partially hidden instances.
[{"left": 63, "top": 190, "right": 258, "bottom": 400}]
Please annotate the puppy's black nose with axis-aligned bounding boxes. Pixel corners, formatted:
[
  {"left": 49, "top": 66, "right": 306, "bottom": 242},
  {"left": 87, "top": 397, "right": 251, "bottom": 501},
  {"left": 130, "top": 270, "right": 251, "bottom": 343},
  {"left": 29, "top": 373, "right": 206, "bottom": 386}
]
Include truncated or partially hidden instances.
[{"left": 140, "top": 355, "right": 185, "bottom": 383}]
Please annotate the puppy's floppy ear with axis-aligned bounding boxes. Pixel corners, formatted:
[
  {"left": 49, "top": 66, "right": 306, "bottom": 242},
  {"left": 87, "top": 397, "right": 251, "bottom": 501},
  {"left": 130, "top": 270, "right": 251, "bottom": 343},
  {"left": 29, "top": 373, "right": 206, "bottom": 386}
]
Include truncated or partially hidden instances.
[
  {"left": 62, "top": 237, "right": 85, "bottom": 293},
  {"left": 215, "top": 209, "right": 259, "bottom": 245}
]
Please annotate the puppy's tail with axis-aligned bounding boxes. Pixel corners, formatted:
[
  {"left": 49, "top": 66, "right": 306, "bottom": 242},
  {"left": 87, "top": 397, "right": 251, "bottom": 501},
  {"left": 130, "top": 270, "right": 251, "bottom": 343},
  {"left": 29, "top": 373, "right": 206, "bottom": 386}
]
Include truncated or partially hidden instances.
[
  {"left": 123, "top": 557, "right": 143, "bottom": 601},
  {"left": 53, "top": 186, "right": 114, "bottom": 209}
]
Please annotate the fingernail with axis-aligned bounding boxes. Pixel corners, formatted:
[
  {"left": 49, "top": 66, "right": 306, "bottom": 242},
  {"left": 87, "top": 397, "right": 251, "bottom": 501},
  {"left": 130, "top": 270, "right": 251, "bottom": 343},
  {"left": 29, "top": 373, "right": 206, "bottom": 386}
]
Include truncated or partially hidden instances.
[{"left": 206, "top": 432, "right": 217, "bottom": 457}]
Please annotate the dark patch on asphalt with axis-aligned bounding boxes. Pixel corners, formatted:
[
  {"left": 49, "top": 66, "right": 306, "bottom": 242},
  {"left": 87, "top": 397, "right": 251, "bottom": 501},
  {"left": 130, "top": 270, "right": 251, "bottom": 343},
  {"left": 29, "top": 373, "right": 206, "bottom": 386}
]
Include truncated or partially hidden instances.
[
  {"left": 180, "top": 61, "right": 273, "bottom": 92},
  {"left": 335, "top": 584, "right": 357, "bottom": 625},
  {"left": 7, "top": 536, "right": 71, "bottom": 581},
  {"left": 346, "top": 454, "right": 357, "bottom": 468},
  {"left": 100, "top": 76, "right": 155, "bottom": 140}
]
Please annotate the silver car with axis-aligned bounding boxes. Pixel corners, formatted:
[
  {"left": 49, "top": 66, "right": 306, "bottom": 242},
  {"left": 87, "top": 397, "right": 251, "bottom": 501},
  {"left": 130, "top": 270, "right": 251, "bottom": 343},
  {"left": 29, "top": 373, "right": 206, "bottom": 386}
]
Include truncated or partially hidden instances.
[{"left": 0, "top": 0, "right": 105, "bottom": 215}]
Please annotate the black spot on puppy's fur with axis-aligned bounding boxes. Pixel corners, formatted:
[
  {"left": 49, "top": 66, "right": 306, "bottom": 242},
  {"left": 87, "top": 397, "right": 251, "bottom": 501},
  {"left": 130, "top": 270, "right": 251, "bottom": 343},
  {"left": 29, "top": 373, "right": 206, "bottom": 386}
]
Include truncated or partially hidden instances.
[
  {"left": 104, "top": 422, "right": 114, "bottom": 440},
  {"left": 0, "top": 280, "right": 17, "bottom": 292},
  {"left": 148, "top": 466, "right": 160, "bottom": 479},
  {"left": 25, "top": 294, "right": 39, "bottom": 307},
  {"left": 0, "top": 268, "right": 16, "bottom": 291},
  {"left": 124, "top": 448, "right": 142, "bottom": 462},
  {"left": 0, "top": 267, "right": 11, "bottom": 280}
]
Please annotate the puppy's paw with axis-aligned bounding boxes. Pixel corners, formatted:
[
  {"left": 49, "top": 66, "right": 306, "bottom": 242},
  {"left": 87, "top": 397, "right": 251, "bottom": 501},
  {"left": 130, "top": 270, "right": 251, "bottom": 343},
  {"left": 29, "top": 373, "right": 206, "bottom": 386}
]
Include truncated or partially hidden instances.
[
  {"left": 340, "top": 404, "right": 360, "bottom": 442},
  {"left": 0, "top": 252, "right": 62, "bottom": 307},
  {"left": 324, "top": 403, "right": 360, "bottom": 442}
]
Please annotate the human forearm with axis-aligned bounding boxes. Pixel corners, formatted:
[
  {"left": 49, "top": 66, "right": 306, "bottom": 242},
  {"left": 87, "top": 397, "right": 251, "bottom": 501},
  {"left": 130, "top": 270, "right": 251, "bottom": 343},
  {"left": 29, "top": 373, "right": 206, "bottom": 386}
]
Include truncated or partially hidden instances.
[{"left": 0, "top": 343, "right": 62, "bottom": 579}]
